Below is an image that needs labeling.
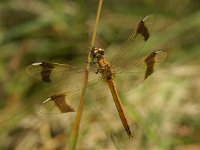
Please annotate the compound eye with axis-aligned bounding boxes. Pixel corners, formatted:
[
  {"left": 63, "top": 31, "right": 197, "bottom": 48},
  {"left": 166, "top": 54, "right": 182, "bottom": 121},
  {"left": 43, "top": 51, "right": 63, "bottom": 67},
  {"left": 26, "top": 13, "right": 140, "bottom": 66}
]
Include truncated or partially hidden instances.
[
  {"left": 100, "top": 49, "right": 104, "bottom": 55},
  {"left": 91, "top": 47, "right": 97, "bottom": 55}
]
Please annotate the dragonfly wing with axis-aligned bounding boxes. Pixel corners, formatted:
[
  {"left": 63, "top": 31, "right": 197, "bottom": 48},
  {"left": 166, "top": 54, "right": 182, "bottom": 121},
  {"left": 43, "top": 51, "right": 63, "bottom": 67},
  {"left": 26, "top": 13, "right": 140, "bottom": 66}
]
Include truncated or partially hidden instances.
[
  {"left": 114, "top": 50, "right": 167, "bottom": 92},
  {"left": 35, "top": 72, "right": 108, "bottom": 114},
  {"left": 26, "top": 62, "right": 81, "bottom": 82},
  {"left": 35, "top": 87, "right": 96, "bottom": 114},
  {"left": 110, "top": 15, "right": 155, "bottom": 69},
  {"left": 36, "top": 93, "right": 76, "bottom": 113}
]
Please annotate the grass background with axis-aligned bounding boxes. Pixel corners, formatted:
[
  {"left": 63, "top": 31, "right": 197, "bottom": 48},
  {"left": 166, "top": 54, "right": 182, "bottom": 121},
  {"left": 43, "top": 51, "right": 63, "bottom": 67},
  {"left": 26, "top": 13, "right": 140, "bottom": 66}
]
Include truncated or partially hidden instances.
[{"left": 0, "top": 0, "right": 200, "bottom": 149}]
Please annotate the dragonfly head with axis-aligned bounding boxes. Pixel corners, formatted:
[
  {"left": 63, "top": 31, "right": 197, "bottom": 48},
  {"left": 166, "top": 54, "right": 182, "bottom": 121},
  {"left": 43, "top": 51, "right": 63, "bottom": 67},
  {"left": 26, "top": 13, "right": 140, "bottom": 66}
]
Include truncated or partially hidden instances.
[{"left": 90, "top": 47, "right": 104, "bottom": 59}]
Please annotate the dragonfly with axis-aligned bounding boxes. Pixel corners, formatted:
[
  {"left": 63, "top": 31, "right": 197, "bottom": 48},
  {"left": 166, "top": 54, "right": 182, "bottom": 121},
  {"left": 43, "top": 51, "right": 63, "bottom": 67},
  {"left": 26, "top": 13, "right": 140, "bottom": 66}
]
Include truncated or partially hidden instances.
[{"left": 26, "top": 15, "right": 167, "bottom": 138}]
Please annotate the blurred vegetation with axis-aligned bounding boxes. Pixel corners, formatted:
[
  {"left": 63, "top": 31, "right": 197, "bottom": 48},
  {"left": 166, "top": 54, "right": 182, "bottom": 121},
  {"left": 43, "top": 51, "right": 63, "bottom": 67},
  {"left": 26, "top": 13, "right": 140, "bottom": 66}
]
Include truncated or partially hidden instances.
[{"left": 0, "top": 0, "right": 200, "bottom": 150}]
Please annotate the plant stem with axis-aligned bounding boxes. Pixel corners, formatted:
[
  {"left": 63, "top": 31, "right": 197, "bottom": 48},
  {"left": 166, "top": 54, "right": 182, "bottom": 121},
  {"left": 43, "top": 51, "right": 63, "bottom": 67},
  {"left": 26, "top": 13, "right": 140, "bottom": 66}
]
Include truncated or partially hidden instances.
[{"left": 67, "top": 0, "right": 103, "bottom": 150}]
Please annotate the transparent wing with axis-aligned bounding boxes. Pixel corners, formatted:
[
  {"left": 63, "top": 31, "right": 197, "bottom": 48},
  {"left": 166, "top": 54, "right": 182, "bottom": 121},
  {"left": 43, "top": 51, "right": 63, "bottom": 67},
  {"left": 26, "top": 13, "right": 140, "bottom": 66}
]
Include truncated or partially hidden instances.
[
  {"left": 35, "top": 92, "right": 77, "bottom": 113},
  {"left": 26, "top": 62, "right": 82, "bottom": 82},
  {"left": 113, "top": 50, "right": 167, "bottom": 93},
  {"left": 110, "top": 15, "right": 155, "bottom": 70},
  {"left": 26, "top": 61, "right": 113, "bottom": 114},
  {"left": 35, "top": 75, "right": 111, "bottom": 114}
]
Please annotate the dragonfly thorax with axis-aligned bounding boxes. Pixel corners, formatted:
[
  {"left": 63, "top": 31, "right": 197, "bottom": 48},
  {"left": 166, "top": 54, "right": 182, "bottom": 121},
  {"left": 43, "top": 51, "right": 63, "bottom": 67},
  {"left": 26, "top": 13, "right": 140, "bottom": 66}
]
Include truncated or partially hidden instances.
[{"left": 100, "top": 64, "right": 113, "bottom": 80}]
